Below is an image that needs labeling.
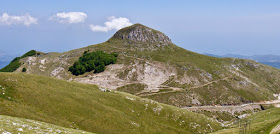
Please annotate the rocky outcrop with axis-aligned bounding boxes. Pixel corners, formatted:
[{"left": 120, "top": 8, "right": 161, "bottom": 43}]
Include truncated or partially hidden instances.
[{"left": 112, "top": 24, "right": 172, "bottom": 47}]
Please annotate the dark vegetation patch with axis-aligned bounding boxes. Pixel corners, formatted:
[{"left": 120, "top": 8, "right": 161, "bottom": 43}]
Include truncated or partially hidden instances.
[
  {"left": 144, "top": 91, "right": 191, "bottom": 107},
  {"left": 116, "top": 83, "right": 147, "bottom": 94},
  {"left": 0, "top": 50, "right": 37, "bottom": 72},
  {"left": 158, "top": 88, "right": 174, "bottom": 92},
  {"left": 69, "top": 51, "right": 118, "bottom": 76},
  {"left": 22, "top": 68, "right": 26, "bottom": 72}
]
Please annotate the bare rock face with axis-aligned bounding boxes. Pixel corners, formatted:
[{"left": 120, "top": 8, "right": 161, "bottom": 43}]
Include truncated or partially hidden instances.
[{"left": 112, "top": 24, "right": 172, "bottom": 47}]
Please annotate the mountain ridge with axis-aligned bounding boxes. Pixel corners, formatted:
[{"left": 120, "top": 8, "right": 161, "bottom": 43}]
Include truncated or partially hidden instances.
[
  {"left": 204, "top": 53, "right": 280, "bottom": 69},
  {"left": 204, "top": 53, "right": 280, "bottom": 62}
]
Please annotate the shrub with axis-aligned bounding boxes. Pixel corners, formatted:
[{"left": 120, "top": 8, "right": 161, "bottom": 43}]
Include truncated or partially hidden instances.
[
  {"left": 21, "top": 50, "right": 36, "bottom": 58},
  {"left": 22, "top": 67, "right": 27, "bottom": 72},
  {"left": 84, "top": 50, "right": 89, "bottom": 55},
  {"left": 69, "top": 51, "right": 118, "bottom": 76}
]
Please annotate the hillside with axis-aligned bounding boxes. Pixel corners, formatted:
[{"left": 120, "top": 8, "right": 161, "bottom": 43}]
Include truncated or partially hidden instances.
[
  {"left": 0, "top": 72, "right": 221, "bottom": 134},
  {"left": 3, "top": 23, "right": 280, "bottom": 107},
  {"left": 0, "top": 114, "right": 92, "bottom": 134},
  {"left": 211, "top": 107, "right": 280, "bottom": 134}
]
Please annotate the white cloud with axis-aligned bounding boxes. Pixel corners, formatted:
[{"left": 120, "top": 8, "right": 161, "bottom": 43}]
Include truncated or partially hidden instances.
[
  {"left": 89, "top": 16, "right": 133, "bottom": 32},
  {"left": 0, "top": 13, "right": 38, "bottom": 26},
  {"left": 50, "top": 12, "right": 87, "bottom": 24}
]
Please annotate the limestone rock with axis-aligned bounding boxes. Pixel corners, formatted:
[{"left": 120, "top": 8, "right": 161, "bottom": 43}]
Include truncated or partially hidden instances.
[{"left": 112, "top": 24, "right": 172, "bottom": 47}]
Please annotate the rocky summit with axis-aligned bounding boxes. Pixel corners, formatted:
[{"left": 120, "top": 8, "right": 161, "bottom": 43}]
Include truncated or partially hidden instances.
[{"left": 111, "top": 24, "right": 172, "bottom": 47}]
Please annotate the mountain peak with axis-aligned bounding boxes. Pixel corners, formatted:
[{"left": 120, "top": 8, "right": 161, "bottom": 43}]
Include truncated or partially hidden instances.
[{"left": 111, "top": 23, "right": 172, "bottom": 47}]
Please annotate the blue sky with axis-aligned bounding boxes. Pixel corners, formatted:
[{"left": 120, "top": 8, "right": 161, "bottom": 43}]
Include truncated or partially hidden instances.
[{"left": 1, "top": 0, "right": 280, "bottom": 61}]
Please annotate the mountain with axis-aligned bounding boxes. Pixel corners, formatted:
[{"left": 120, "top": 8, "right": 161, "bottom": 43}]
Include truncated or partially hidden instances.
[
  {"left": 3, "top": 23, "right": 280, "bottom": 108},
  {"left": 0, "top": 72, "right": 221, "bottom": 134},
  {"left": 204, "top": 53, "right": 280, "bottom": 69},
  {"left": 204, "top": 53, "right": 280, "bottom": 62}
]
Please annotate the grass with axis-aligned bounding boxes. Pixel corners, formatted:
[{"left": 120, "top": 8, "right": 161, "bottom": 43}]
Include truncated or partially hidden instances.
[
  {"left": 116, "top": 83, "right": 146, "bottom": 95},
  {"left": 211, "top": 108, "right": 280, "bottom": 134},
  {"left": 0, "top": 114, "right": 92, "bottom": 134},
  {"left": 0, "top": 72, "right": 222, "bottom": 134},
  {"left": 196, "top": 110, "right": 236, "bottom": 122}
]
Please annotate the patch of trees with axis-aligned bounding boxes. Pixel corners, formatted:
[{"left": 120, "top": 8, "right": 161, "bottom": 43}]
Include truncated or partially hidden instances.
[
  {"left": 0, "top": 50, "right": 38, "bottom": 72},
  {"left": 69, "top": 51, "right": 118, "bottom": 76},
  {"left": 21, "top": 50, "right": 37, "bottom": 58}
]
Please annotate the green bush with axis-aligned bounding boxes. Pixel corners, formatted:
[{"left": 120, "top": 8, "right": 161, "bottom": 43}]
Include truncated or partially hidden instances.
[
  {"left": 0, "top": 50, "right": 37, "bottom": 72},
  {"left": 83, "top": 50, "right": 89, "bottom": 55},
  {"left": 22, "top": 68, "right": 27, "bottom": 72},
  {"left": 69, "top": 51, "right": 118, "bottom": 76},
  {"left": 21, "top": 50, "right": 36, "bottom": 58}
]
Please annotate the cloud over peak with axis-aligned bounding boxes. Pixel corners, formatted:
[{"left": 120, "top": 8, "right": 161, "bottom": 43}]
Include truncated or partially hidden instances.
[
  {"left": 0, "top": 13, "right": 38, "bottom": 26},
  {"left": 50, "top": 12, "right": 87, "bottom": 24},
  {"left": 90, "top": 16, "right": 133, "bottom": 32}
]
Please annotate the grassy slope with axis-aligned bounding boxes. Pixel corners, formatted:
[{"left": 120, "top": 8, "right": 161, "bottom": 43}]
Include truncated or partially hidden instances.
[
  {"left": 0, "top": 72, "right": 221, "bottom": 134},
  {"left": 211, "top": 108, "right": 280, "bottom": 134},
  {"left": 0, "top": 114, "right": 92, "bottom": 134}
]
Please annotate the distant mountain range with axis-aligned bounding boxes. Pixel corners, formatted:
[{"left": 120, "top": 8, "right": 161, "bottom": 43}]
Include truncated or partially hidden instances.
[
  {"left": 204, "top": 53, "right": 280, "bottom": 69},
  {"left": 0, "top": 61, "right": 10, "bottom": 69}
]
